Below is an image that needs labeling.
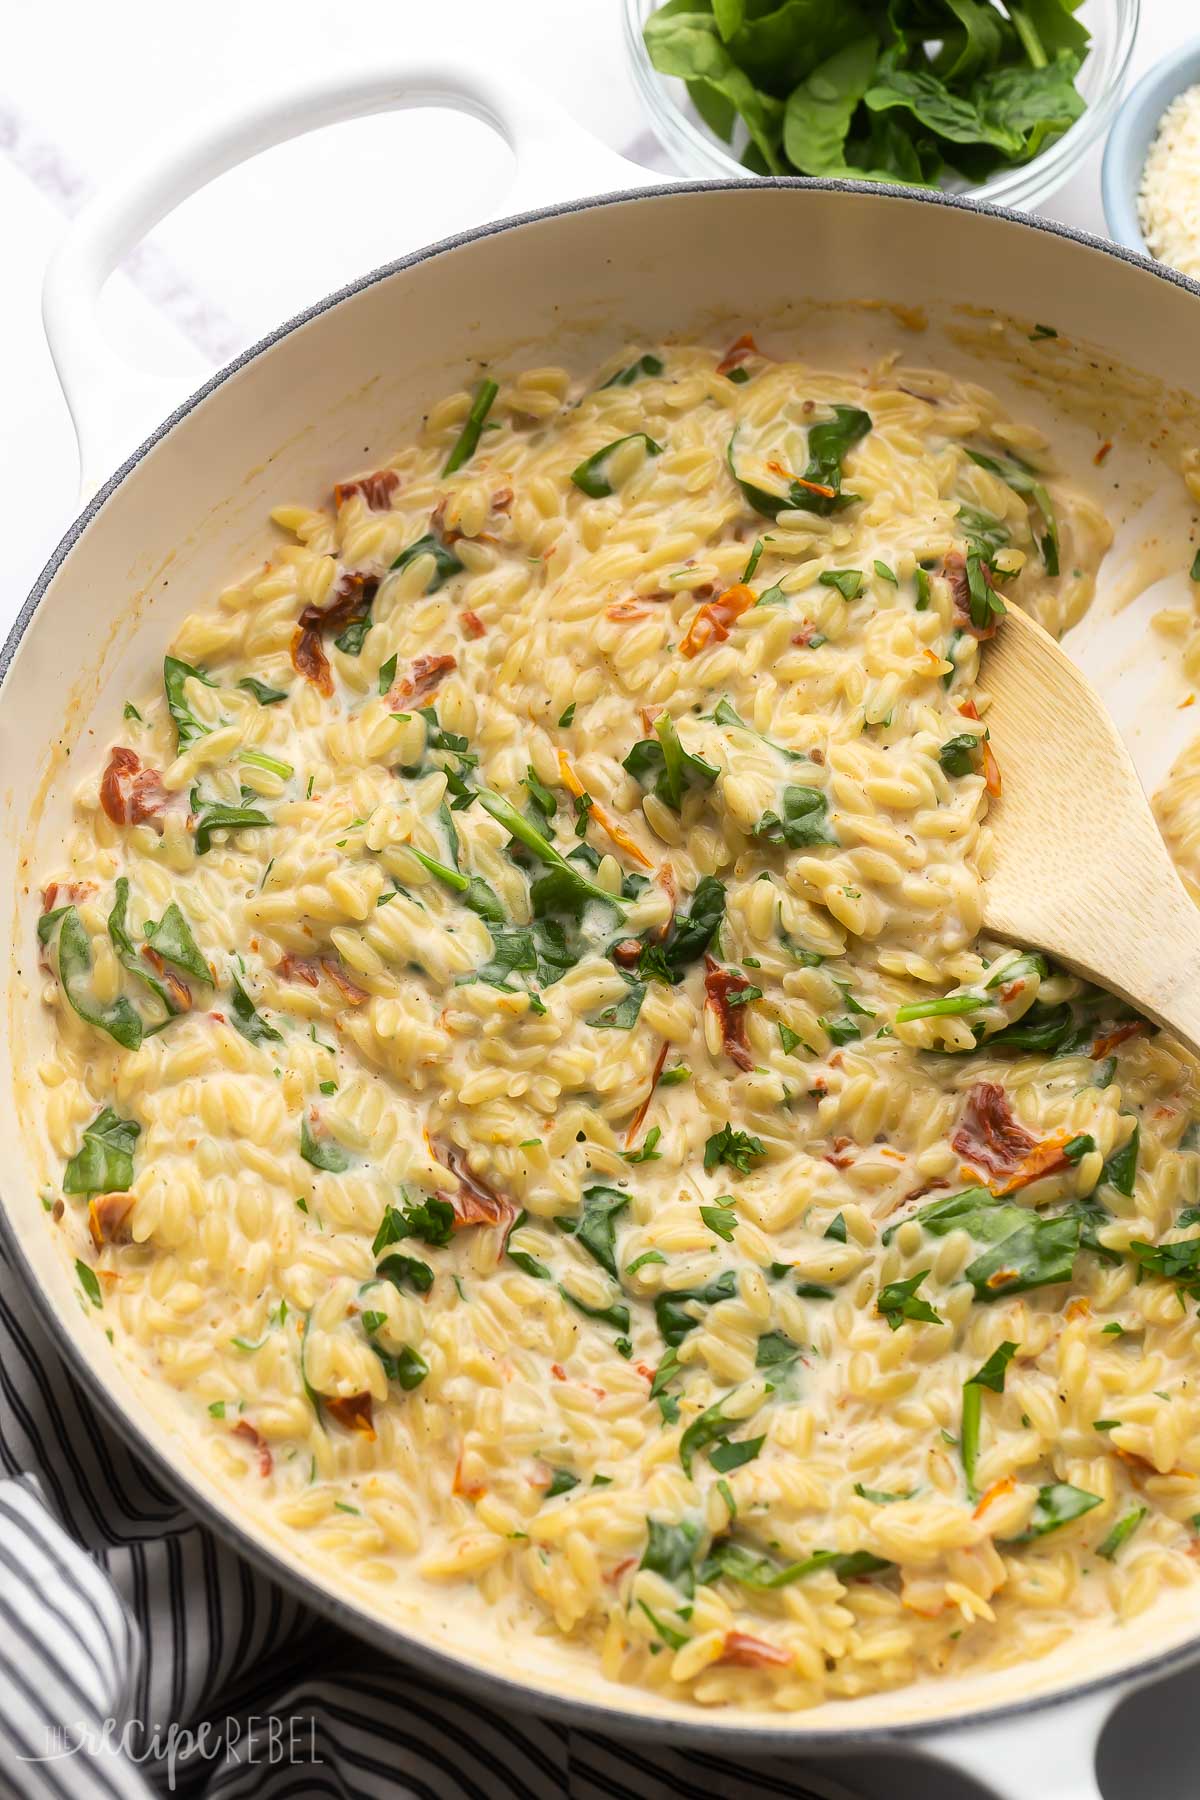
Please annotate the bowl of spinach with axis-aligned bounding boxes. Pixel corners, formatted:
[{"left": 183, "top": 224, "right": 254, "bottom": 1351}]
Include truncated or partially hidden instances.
[{"left": 625, "top": 0, "right": 1140, "bottom": 210}]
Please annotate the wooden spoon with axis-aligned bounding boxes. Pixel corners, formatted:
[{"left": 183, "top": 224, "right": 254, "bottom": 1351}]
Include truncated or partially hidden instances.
[{"left": 981, "top": 603, "right": 1200, "bottom": 1057}]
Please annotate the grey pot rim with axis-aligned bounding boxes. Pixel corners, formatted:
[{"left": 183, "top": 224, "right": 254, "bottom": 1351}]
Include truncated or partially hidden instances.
[{"left": 4, "top": 172, "right": 1198, "bottom": 1753}]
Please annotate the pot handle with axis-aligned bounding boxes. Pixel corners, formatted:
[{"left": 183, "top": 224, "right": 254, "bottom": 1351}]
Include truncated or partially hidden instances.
[
  {"left": 41, "top": 62, "right": 656, "bottom": 496},
  {"left": 905, "top": 1685, "right": 1119, "bottom": 1799}
]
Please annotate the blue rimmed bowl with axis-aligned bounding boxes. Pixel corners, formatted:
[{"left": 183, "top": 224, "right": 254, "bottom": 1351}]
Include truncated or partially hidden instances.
[{"left": 1103, "top": 35, "right": 1200, "bottom": 255}]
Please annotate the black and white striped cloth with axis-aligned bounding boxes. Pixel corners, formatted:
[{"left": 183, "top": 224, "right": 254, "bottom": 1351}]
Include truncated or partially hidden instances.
[{"left": 0, "top": 1240, "right": 890, "bottom": 1800}]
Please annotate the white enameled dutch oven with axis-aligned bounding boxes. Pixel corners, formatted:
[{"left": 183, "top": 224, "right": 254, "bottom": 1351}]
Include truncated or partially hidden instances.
[{"left": 5, "top": 61, "right": 1200, "bottom": 1800}]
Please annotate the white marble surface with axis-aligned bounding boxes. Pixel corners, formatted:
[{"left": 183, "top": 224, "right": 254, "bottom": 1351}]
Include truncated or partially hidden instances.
[{"left": 4, "top": 3, "right": 1200, "bottom": 1794}]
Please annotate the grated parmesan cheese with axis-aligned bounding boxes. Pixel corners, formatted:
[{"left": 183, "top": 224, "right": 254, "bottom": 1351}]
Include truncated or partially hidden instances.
[{"left": 1139, "top": 83, "right": 1200, "bottom": 278}]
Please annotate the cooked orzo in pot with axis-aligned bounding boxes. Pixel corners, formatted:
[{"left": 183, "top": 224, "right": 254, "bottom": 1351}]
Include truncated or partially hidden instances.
[{"left": 35, "top": 339, "right": 1200, "bottom": 1709}]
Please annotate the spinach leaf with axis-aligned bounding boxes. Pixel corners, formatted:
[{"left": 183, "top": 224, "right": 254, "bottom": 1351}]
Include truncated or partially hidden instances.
[
  {"left": 935, "top": 0, "right": 1008, "bottom": 83},
  {"left": 545, "top": 1468, "right": 579, "bottom": 1498},
  {"left": 640, "top": 1517, "right": 701, "bottom": 1596},
  {"left": 476, "top": 786, "right": 623, "bottom": 915},
  {"left": 974, "top": 54, "right": 1086, "bottom": 166},
  {"left": 710, "top": 0, "right": 870, "bottom": 98},
  {"left": 76, "top": 1259, "right": 103, "bottom": 1309},
  {"left": 554, "top": 1185, "right": 630, "bottom": 1280},
  {"left": 1009, "top": 0, "right": 1090, "bottom": 60},
  {"left": 63, "top": 1107, "right": 139, "bottom": 1197},
  {"left": 407, "top": 840, "right": 505, "bottom": 925},
  {"left": 588, "top": 980, "right": 646, "bottom": 1030},
  {"left": 622, "top": 713, "right": 718, "bottom": 812},
  {"left": 699, "top": 1538, "right": 889, "bottom": 1589},
  {"left": 505, "top": 1210, "right": 553, "bottom": 1282},
  {"left": 107, "top": 878, "right": 186, "bottom": 1017},
  {"left": 819, "top": 568, "right": 863, "bottom": 600},
  {"left": 300, "top": 1116, "right": 351, "bottom": 1173},
  {"left": 191, "top": 790, "right": 272, "bottom": 856},
  {"left": 655, "top": 1270, "right": 738, "bottom": 1347},
  {"left": 570, "top": 433, "right": 663, "bottom": 499},
  {"left": 642, "top": 11, "right": 787, "bottom": 173},
  {"left": 784, "top": 36, "right": 878, "bottom": 175},
  {"left": 444, "top": 378, "right": 499, "bottom": 476},
  {"left": 625, "top": 873, "right": 726, "bottom": 985},
  {"left": 145, "top": 902, "right": 211, "bottom": 984},
  {"left": 1100, "top": 1124, "right": 1139, "bottom": 1198},
  {"left": 334, "top": 605, "right": 374, "bottom": 657},
  {"left": 45, "top": 906, "right": 142, "bottom": 1050},
  {"left": 391, "top": 532, "right": 465, "bottom": 592},
  {"left": 373, "top": 1343, "right": 429, "bottom": 1389},
  {"left": 1061, "top": 1193, "right": 1119, "bottom": 1264},
  {"left": 1007, "top": 1482, "right": 1101, "bottom": 1543},
  {"left": 709, "top": 1434, "right": 765, "bottom": 1472},
  {"left": 965, "top": 1214, "right": 1079, "bottom": 1300},
  {"left": 229, "top": 975, "right": 282, "bottom": 1046},
  {"left": 876, "top": 1270, "right": 942, "bottom": 1330},
  {"left": 798, "top": 406, "right": 873, "bottom": 512},
  {"left": 600, "top": 353, "right": 664, "bottom": 388},
  {"left": 376, "top": 1253, "right": 435, "bottom": 1296},
  {"left": 752, "top": 784, "right": 836, "bottom": 849},
  {"left": 373, "top": 1194, "right": 455, "bottom": 1254},
  {"left": 985, "top": 1000, "right": 1076, "bottom": 1054},
  {"left": 680, "top": 1391, "right": 739, "bottom": 1476},
  {"left": 864, "top": 67, "right": 1023, "bottom": 156},
  {"left": 1127, "top": 1236, "right": 1200, "bottom": 1302},
  {"left": 939, "top": 732, "right": 983, "bottom": 777},
  {"left": 704, "top": 1122, "right": 765, "bottom": 1175},
  {"left": 712, "top": 695, "right": 805, "bottom": 761},
  {"left": 464, "top": 917, "right": 578, "bottom": 998},
  {"left": 727, "top": 407, "right": 870, "bottom": 520},
  {"left": 883, "top": 1185, "right": 1016, "bottom": 1246},
  {"left": 238, "top": 677, "right": 288, "bottom": 705},
  {"left": 561, "top": 1288, "right": 631, "bottom": 1339},
  {"left": 969, "top": 1340, "right": 1019, "bottom": 1394},
  {"left": 966, "top": 446, "right": 1059, "bottom": 576},
  {"left": 961, "top": 1339, "right": 1017, "bottom": 1496},
  {"left": 164, "top": 655, "right": 215, "bottom": 751},
  {"left": 957, "top": 504, "right": 1011, "bottom": 557},
  {"left": 755, "top": 1330, "right": 801, "bottom": 1369},
  {"left": 524, "top": 766, "right": 557, "bottom": 820},
  {"left": 1097, "top": 1506, "right": 1147, "bottom": 1563}
]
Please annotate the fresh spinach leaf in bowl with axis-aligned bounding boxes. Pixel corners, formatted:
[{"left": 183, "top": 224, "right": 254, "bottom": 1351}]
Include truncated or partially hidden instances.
[{"left": 643, "top": 0, "right": 1090, "bottom": 188}]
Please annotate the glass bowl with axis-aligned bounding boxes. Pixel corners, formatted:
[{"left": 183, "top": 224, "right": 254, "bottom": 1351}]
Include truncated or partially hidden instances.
[{"left": 622, "top": 0, "right": 1141, "bottom": 212}]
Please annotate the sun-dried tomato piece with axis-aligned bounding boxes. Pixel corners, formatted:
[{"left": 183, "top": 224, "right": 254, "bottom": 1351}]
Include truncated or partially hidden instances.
[
  {"left": 1091, "top": 1021, "right": 1148, "bottom": 1060},
  {"left": 276, "top": 953, "right": 367, "bottom": 1006},
  {"left": 276, "top": 953, "right": 322, "bottom": 987},
  {"left": 291, "top": 572, "right": 380, "bottom": 696},
  {"left": 232, "top": 1420, "right": 273, "bottom": 1476},
  {"left": 41, "top": 881, "right": 97, "bottom": 911},
  {"left": 952, "top": 1082, "right": 1035, "bottom": 1179},
  {"left": 334, "top": 470, "right": 399, "bottom": 510},
  {"left": 141, "top": 946, "right": 191, "bottom": 1012},
  {"left": 704, "top": 955, "right": 754, "bottom": 1072},
  {"left": 679, "top": 583, "right": 756, "bottom": 659},
  {"left": 437, "top": 1142, "right": 516, "bottom": 1235},
  {"left": 943, "top": 551, "right": 1001, "bottom": 641},
  {"left": 719, "top": 1631, "right": 792, "bottom": 1668},
  {"left": 387, "top": 653, "right": 457, "bottom": 707},
  {"left": 322, "top": 959, "right": 368, "bottom": 1006},
  {"left": 100, "top": 748, "right": 168, "bottom": 826},
  {"left": 326, "top": 1392, "right": 376, "bottom": 1439},
  {"left": 952, "top": 1083, "right": 1073, "bottom": 1193},
  {"left": 87, "top": 1192, "right": 135, "bottom": 1250},
  {"left": 716, "top": 334, "right": 761, "bottom": 377}
]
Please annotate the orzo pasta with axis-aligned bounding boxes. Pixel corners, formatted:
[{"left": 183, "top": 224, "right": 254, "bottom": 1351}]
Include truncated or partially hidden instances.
[{"left": 34, "top": 339, "right": 1200, "bottom": 1710}]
